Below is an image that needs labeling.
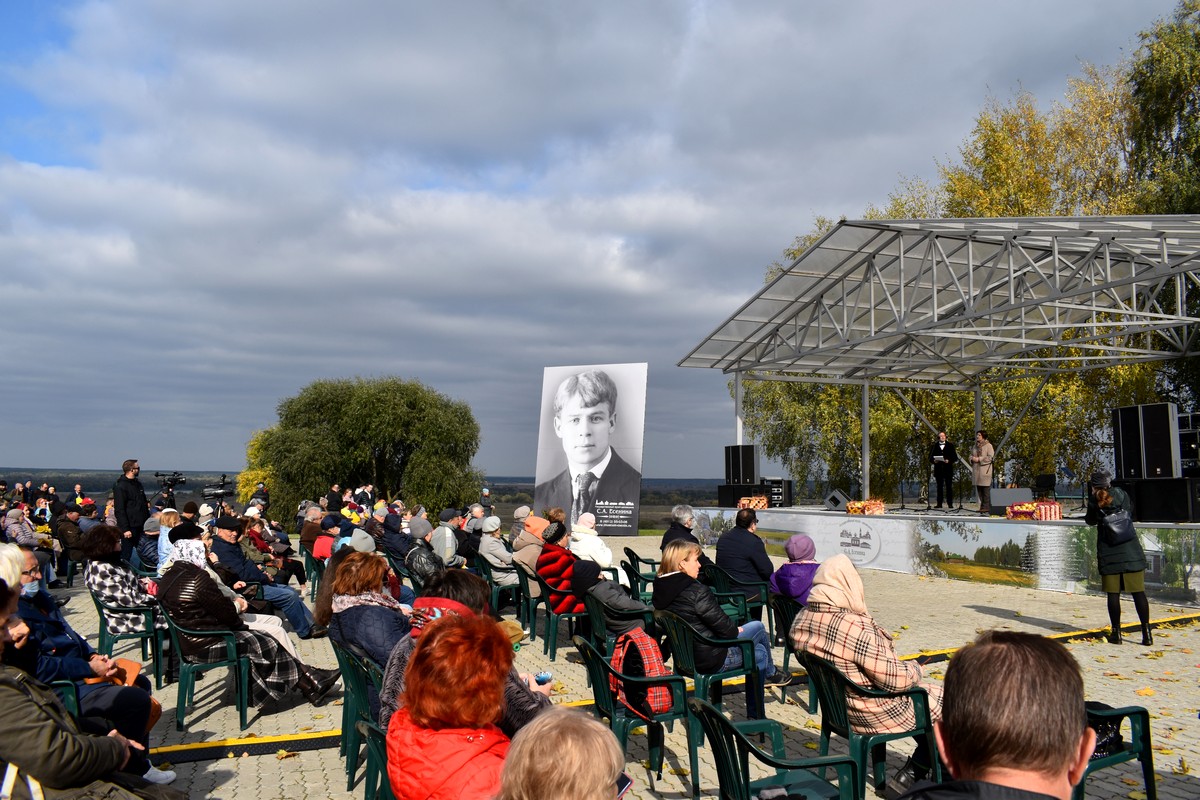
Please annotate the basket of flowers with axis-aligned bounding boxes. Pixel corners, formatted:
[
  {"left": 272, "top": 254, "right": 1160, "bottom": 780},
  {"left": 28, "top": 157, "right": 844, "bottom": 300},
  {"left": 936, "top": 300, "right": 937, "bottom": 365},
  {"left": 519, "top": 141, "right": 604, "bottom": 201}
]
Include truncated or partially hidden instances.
[
  {"left": 846, "top": 499, "right": 886, "bottom": 515},
  {"left": 1006, "top": 501, "right": 1037, "bottom": 520}
]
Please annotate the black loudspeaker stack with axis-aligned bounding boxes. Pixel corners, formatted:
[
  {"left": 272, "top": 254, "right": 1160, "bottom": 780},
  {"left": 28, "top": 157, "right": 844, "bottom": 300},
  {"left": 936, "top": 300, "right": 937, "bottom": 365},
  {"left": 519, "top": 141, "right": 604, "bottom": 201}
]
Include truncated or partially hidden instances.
[
  {"left": 724, "top": 445, "right": 760, "bottom": 485},
  {"left": 1112, "top": 402, "right": 1180, "bottom": 479},
  {"left": 1120, "top": 477, "right": 1200, "bottom": 523}
]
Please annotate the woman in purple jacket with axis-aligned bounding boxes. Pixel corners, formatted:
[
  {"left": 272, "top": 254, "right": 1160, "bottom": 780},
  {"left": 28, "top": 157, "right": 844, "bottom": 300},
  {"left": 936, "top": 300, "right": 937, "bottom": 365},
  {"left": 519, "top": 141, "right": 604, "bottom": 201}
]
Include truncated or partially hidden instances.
[{"left": 768, "top": 534, "right": 820, "bottom": 605}]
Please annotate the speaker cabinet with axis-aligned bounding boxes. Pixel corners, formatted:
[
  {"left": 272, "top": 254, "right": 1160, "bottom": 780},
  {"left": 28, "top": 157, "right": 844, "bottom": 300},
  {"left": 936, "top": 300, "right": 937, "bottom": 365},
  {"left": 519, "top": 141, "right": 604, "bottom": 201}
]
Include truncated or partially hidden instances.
[
  {"left": 1131, "top": 477, "right": 1195, "bottom": 523},
  {"left": 824, "top": 489, "right": 851, "bottom": 512},
  {"left": 762, "top": 478, "right": 793, "bottom": 508},
  {"left": 1141, "top": 402, "right": 1181, "bottom": 477},
  {"left": 1113, "top": 403, "right": 1181, "bottom": 479},
  {"left": 724, "top": 445, "right": 759, "bottom": 485},
  {"left": 1180, "top": 430, "right": 1200, "bottom": 462},
  {"left": 1113, "top": 405, "right": 1144, "bottom": 479},
  {"left": 988, "top": 487, "right": 1034, "bottom": 516}
]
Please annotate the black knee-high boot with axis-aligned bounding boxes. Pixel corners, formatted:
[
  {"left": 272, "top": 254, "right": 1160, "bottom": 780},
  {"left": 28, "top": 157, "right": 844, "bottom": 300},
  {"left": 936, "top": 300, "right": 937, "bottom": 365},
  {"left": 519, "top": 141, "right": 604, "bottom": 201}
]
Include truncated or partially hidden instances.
[
  {"left": 1106, "top": 592, "right": 1122, "bottom": 644},
  {"left": 1133, "top": 590, "right": 1152, "bottom": 645}
]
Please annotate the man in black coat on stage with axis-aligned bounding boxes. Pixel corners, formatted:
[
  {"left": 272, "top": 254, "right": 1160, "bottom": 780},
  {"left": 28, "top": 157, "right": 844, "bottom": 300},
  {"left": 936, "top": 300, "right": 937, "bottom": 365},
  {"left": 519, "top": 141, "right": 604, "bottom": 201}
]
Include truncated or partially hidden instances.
[{"left": 929, "top": 431, "right": 958, "bottom": 509}]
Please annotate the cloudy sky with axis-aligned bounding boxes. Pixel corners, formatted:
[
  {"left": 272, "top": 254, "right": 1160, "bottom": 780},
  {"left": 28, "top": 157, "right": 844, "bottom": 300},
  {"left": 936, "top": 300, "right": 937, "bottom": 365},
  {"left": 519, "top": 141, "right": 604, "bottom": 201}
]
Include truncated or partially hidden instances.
[{"left": 0, "top": 0, "right": 1177, "bottom": 478}]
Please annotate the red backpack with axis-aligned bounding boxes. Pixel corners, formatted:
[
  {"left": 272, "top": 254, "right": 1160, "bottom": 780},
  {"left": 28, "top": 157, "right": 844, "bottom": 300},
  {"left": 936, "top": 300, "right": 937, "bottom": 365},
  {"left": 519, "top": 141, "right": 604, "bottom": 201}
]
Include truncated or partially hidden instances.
[{"left": 609, "top": 627, "right": 672, "bottom": 719}]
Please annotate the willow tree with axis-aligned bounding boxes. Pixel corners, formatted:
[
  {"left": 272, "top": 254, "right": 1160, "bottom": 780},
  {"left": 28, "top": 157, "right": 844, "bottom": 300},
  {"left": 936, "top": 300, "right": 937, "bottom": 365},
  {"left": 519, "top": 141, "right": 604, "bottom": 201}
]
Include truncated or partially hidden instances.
[{"left": 244, "top": 377, "right": 483, "bottom": 516}]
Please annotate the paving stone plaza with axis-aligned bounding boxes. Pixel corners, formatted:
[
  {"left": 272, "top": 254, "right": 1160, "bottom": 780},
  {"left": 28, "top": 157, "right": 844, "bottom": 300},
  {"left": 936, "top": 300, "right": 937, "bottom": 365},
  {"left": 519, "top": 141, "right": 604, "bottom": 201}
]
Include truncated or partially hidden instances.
[{"left": 67, "top": 535, "right": 1200, "bottom": 799}]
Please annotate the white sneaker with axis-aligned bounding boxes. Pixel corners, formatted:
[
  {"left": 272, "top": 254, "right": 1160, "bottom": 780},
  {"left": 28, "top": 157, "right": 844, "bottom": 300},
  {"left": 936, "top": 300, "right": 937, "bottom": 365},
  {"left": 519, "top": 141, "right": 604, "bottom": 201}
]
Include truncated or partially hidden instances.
[{"left": 143, "top": 767, "right": 177, "bottom": 785}]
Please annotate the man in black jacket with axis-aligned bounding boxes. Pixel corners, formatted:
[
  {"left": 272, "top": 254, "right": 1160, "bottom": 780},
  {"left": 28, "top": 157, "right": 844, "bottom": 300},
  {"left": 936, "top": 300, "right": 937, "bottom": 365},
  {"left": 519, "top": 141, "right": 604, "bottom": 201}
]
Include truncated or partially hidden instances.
[
  {"left": 896, "top": 631, "right": 1095, "bottom": 800},
  {"left": 325, "top": 483, "right": 343, "bottom": 513},
  {"left": 715, "top": 509, "right": 773, "bottom": 602},
  {"left": 659, "top": 504, "right": 714, "bottom": 569},
  {"left": 112, "top": 459, "right": 149, "bottom": 562},
  {"left": 929, "top": 431, "right": 958, "bottom": 509}
]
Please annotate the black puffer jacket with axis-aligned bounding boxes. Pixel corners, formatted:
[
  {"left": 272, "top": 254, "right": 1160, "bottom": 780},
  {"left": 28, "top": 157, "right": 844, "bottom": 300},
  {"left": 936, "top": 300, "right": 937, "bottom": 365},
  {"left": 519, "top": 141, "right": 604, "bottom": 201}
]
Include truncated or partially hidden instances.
[
  {"left": 652, "top": 571, "right": 738, "bottom": 673},
  {"left": 404, "top": 539, "right": 445, "bottom": 587},
  {"left": 157, "top": 561, "right": 247, "bottom": 657}
]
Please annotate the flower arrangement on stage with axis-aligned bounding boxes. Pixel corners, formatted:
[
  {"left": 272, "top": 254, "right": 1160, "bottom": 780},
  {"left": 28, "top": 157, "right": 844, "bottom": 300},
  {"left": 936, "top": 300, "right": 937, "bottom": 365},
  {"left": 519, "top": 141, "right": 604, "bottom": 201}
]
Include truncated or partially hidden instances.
[
  {"left": 845, "top": 499, "right": 886, "bottom": 515},
  {"left": 1006, "top": 502, "right": 1037, "bottom": 520}
]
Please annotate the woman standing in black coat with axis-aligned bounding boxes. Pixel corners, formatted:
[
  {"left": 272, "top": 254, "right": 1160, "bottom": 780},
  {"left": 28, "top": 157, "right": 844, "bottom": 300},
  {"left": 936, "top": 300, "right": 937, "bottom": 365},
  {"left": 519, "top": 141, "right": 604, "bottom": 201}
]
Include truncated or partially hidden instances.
[{"left": 1085, "top": 471, "right": 1152, "bottom": 645}]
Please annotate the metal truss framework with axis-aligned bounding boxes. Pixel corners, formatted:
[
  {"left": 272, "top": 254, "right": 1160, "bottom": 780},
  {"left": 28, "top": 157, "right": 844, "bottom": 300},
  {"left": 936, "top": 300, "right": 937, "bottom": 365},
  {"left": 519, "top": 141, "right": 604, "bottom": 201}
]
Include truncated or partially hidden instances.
[{"left": 680, "top": 216, "right": 1200, "bottom": 387}]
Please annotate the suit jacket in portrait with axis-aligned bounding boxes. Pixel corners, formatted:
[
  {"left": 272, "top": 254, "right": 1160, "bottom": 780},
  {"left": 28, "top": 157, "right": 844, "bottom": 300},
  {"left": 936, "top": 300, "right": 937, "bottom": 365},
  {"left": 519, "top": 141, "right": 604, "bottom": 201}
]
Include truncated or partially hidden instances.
[{"left": 534, "top": 448, "right": 641, "bottom": 536}]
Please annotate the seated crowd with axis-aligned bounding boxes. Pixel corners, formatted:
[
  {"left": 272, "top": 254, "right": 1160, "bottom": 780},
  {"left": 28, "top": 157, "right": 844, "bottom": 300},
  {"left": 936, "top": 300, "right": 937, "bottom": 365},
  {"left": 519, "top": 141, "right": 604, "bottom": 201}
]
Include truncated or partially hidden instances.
[{"left": 0, "top": 477, "right": 1111, "bottom": 800}]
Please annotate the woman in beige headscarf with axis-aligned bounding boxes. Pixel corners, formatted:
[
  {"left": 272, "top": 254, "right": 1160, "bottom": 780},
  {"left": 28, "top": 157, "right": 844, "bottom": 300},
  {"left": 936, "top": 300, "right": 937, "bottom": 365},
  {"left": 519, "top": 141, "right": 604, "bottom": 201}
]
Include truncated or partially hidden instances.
[{"left": 791, "top": 554, "right": 942, "bottom": 781}]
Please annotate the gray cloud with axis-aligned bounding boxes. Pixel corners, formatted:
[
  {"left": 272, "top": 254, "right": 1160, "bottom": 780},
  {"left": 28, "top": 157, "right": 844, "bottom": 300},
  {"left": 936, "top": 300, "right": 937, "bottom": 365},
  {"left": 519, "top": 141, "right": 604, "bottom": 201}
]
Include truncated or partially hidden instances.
[{"left": 0, "top": 0, "right": 1176, "bottom": 475}]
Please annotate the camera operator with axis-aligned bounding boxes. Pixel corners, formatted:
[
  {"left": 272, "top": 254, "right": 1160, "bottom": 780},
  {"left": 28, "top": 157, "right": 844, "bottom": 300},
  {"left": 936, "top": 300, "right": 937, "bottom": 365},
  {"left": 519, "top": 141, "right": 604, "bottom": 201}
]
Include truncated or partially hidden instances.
[{"left": 112, "top": 459, "right": 149, "bottom": 562}]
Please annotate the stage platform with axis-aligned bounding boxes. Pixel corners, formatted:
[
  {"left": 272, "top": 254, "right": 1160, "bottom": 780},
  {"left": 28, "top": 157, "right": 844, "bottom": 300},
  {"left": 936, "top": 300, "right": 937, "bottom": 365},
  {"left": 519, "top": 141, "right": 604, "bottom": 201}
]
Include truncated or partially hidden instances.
[{"left": 707, "top": 504, "right": 1199, "bottom": 594}]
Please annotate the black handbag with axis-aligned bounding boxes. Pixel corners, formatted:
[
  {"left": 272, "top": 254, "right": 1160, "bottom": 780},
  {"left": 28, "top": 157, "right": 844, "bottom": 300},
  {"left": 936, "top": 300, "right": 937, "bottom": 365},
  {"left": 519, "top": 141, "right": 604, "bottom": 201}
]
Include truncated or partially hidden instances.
[
  {"left": 1085, "top": 701, "right": 1124, "bottom": 759},
  {"left": 1097, "top": 507, "right": 1136, "bottom": 547}
]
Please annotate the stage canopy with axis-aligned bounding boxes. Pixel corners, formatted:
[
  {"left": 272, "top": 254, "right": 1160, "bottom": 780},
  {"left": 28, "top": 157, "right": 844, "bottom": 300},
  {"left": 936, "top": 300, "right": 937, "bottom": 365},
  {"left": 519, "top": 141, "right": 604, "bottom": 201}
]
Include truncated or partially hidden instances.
[
  {"left": 679, "top": 216, "right": 1200, "bottom": 498},
  {"left": 680, "top": 216, "right": 1200, "bottom": 388}
]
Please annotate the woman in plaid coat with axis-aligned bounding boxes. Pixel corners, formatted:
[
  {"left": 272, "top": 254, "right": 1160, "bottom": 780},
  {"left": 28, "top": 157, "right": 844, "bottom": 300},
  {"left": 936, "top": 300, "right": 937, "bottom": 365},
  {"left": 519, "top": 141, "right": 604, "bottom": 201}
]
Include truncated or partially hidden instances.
[
  {"left": 791, "top": 554, "right": 942, "bottom": 776},
  {"left": 82, "top": 525, "right": 167, "bottom": 637}
]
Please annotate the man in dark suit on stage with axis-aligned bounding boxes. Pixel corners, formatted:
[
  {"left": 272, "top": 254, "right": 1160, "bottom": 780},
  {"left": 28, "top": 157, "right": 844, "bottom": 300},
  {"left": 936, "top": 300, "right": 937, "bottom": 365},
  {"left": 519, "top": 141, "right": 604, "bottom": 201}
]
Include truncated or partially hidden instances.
[
  {"left": 534, "top": 368, "right": 641, "bottom": 536},
  {"left": 930, "top": 430, "right": 958, "bottom": 508}
]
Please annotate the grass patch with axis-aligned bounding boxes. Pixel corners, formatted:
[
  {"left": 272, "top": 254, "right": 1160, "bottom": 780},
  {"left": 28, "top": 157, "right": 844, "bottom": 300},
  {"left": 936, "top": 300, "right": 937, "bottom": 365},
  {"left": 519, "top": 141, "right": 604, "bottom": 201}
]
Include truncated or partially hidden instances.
[{"left": 939, "top": 562, "right": 1037, "bottom": 588}]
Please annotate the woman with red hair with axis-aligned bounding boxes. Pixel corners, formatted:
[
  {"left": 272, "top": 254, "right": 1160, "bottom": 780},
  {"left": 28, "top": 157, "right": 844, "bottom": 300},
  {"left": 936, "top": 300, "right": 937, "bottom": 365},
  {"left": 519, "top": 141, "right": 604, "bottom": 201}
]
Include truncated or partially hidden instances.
[{"left": 386, "top": 614, "right": 514, "bottom": 799}]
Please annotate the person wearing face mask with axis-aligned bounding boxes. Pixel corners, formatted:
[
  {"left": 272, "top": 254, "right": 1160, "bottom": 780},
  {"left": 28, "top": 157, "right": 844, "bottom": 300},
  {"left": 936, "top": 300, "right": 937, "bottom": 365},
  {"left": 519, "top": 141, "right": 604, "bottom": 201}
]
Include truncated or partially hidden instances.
[
  {"left": 12, "top": 545, "right": 175, "bottom": 785},
  {"left": 0, "top": 569, "right": 191, "bottom": 799}
]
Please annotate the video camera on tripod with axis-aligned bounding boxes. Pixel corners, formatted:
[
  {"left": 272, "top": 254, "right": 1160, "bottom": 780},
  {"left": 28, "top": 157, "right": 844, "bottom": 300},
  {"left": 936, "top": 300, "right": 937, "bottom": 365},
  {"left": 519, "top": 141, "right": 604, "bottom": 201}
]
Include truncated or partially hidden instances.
[
  {"left": 202, "top": 474, "right": 234, "bottom": 502},
  {"left": 154, "top": 471, "right": 186, "bottom": 490}
]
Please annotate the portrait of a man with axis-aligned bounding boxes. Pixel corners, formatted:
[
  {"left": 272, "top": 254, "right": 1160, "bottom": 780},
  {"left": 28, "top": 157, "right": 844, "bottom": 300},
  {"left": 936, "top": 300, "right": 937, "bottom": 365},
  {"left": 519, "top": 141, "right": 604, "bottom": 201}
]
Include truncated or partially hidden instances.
[{"left": 534, "top": 365, "right": 645, "bottom": 536}]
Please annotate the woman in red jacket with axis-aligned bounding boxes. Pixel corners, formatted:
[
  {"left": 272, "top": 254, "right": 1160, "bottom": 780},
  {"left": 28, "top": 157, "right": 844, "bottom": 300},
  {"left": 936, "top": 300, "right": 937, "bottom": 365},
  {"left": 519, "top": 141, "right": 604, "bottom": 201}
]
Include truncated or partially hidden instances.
[
  {"left": 387, "top": 613, "right": 514, "bottom": 800},
  {"left": 534, "top": 511, "right": 586, "bottom": 615}
]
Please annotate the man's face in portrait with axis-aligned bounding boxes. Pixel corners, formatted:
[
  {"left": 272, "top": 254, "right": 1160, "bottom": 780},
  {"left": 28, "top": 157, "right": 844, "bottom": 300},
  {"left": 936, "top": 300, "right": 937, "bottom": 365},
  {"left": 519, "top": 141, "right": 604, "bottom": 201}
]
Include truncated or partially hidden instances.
[{"left": 553, "top": 395, "right": 616, "bottom": 472}]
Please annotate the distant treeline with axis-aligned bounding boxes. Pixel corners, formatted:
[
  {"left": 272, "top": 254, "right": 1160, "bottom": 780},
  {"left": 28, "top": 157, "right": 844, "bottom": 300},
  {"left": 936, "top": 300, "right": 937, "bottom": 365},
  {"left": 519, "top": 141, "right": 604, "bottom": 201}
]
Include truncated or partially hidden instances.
[
  {"left": 0, "top": 469, "right": 238, "bottom": 501},
  {"left": 4, "top": 470, "right": 734, "bottom": 508}
]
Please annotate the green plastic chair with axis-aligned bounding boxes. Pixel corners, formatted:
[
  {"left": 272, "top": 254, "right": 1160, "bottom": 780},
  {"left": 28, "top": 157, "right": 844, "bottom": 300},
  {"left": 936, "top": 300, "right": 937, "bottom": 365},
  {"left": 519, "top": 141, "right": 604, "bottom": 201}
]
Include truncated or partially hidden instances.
[
  {"left": 382, "top": 551, "right": 416, "bottom": 599},
  {"left": 301, "top": 546, "right": 325, "bottom": 601},
  {"left": 653, "top": 608, "right": 765, "bottom": 787},
  {"left": 1074, "top": 704, "right": 1156, "bottom": 800},
  {"left": 689, "top": 697, "right": 859, "bottom": 800},
  {"left": 331, "top": 641, "right": 380, "bottom": 792},
  {"left": 622, "top": 547, "right": 659, "bottom": 600},
  {"left": 799, "top": 652, "right": 940, "bottom": 800},
  {"left": 88, "top": 588, "right": 166, "bottom": 689},
  {"left": 513, "top": 564, "right": 546, "bottom": 642},
  {"left": 768, "top": 592, "right": 817, "bottom": 713},
  {"left": 582, "top": 591, "right": 654, "bottom": 661},
  {"left": 473, "top": 555, "right": 522, "bottom": 621},
  {"left": 531, "top": 570, "right": 587, "bottom": 661},
  {"left": 160, "top": 605, "right": 251, "bottom": 731},
  {"left": 123, "top": 559, "right": 158, "bottom": 580},
  {"left": 50, "top": 680, "right": 80, "bottom": 716},
  {"left": 703, "top": 563, "right": 772, "bottom": 642},
  {"left": 357, "top": 719, "right": 396, "bottom": 800},
  {"left": 573, "top": 636, "right": 696, "bottom": 798}
]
